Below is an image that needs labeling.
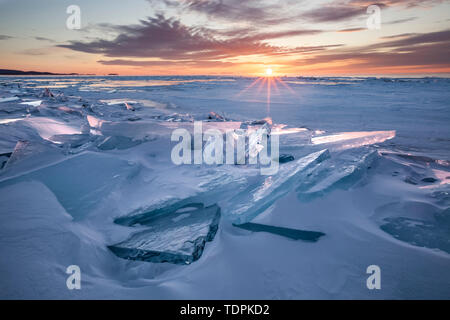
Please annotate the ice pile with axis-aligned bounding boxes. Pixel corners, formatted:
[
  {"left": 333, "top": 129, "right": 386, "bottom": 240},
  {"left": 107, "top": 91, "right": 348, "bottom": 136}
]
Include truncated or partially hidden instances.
[
  {"left": 1, "top": 76, "right": 449, "bottom": 298},
  {"left": 0, "top": 78, "right": 402, "bottom": 266}
]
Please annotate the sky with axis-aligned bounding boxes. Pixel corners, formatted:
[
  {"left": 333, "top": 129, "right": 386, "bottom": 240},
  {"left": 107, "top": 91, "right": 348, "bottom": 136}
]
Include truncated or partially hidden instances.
[{"left": 0, "top": 0, "right": 449, "bottom": 76}]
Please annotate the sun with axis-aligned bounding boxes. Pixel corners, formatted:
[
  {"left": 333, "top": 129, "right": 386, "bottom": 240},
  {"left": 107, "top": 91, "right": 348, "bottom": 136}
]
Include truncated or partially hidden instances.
[{"left": 265, "top": 68, "right": 273, "bottom": 76}]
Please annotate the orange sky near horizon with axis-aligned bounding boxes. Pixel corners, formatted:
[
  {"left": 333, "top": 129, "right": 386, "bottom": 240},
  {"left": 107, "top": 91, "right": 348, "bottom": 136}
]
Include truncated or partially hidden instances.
[{"left": 1, "top": 0, "right": 449, "bottom": 76}]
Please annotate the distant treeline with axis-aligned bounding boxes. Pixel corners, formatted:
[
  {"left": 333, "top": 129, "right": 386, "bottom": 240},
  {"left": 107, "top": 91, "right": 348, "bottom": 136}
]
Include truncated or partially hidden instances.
[{"left": 0, "top": 69, "right": 79, "bottom": 75}]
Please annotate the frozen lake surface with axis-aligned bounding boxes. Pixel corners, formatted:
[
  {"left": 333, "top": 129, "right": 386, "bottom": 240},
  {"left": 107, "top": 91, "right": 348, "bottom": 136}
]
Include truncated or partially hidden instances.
[{"left": 0, "top": 76, "right": 449, "bottom": 299}]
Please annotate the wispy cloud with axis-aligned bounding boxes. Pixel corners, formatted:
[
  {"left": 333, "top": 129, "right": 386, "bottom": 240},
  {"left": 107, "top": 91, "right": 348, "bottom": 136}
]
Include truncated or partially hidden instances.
[
  {"left": 301, "top": 0, "right": 441, "bottom": 23},
  {"left": 296, "top": 29, "right": 450, "bottom": 71},
  {"left": 59, "top": 15, "right": 326, "bottom": 62},
  {"left": 301, "top": 5, "right": 369, "bottom": 23},
  {"left": 385, "top": 17, "right": 418, "bottom": 25},
  {"left": 34, "top": 36, "right": 57, "bottom": 43},
  {"left": 153, "top": 0, "right": 300, "bottom": 25},
  {"left": 46, "top": 0, "right": 450, "bottom": 74},
  {"left": 337, "top": 27, "right": 366, "bottom": 32}
]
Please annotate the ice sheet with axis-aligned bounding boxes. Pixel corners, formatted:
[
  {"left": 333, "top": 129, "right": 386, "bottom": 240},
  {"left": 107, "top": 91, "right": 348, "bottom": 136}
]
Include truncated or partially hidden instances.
[{"left": 0, "top": 75, "right": 449, "bottom": 299}]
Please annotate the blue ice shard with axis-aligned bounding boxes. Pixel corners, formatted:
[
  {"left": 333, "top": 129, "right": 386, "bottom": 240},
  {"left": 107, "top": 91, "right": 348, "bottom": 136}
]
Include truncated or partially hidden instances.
[
  {"left": 233, "top": 222, "right": 325, "bottom": 241},
  {"left": 97, "top": 135, "right": 144, "bottom": 150},
  {"left": 0, "top": 152, "right": 140, "bottom": 220},
  {"left": 109, "top": 204, "right": 221, "bottom": 264},
  {"left": 296, "top": 148, "right": 378, "bottom": 200},
  {"left": 278, "top": 154, "right": 295, "bottom": 163},
  {"left": 0, "top": 152, "right": 11, "bottom": 169},
  {"left": 223, "top": 149, "right": 330, "bottom": 224}
]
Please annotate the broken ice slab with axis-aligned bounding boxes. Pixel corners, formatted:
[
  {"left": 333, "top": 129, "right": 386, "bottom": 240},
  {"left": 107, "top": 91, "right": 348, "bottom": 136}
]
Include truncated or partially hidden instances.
[
  {"left": 247, "top": 122, "right": 271, "bottom": 158},
  {"left": 23, "top": 117, "right": 81, "bottom": 142},
  {"left": 0, "top": 139, "right": 65, "bottom": 174},
  {"left": 422, "top": 177, "right": 438, "bottom": 183},
  {"left": 3, "top": 141, "right": 34, "bottom": 169},
  {"left": 40, "top": 88, "right": 54, "bottom": 97},
  {"left": 233, "top": 222, "right": 325, "bottom": 242},
  {"left": 0, "top": 96, "right": 19, "bottom": 103},
  {"left": 296, "top": 148, "right": 378, "bottom": 200},
  {"left": 278, "top": 154, "right": 294, "bottom": 163},
  {"left": 0, "top": 118, "right": 24, "bottom": 124},
  {"left": 207, "top": 111, "right": 228, "bottom": 121},
  {"left": 223, "top": 149, "right": 330, "bottom": 224},
  {"left": 99, "top": 99, "right": 138, "bottom": 106},
  {"left": 97, "top": 135, "right": 144, "bottom": 150},
  {"left": 124, "top": 102, "right": 135, "bottom": 111},
  {"left": 158, "top": 113, "right": 194, "bottom": 122},
  {"left": 0, "top": 152, "right": 12, "bottom": 169},
  {"left": 49, "top": 134, "right": 91, "bottom": 148},
  {"left": 114, "top": 200, "right": 205, "bottom": 226},
  {"left": 311, "top": 130, "right": 395, "bottom": 151},
  {"left": 380, "top": 151, "right": 450, "bottom": 168},
  {"left": 20, "top": 100, "right": 42, "bottom": 107},
  {"left": 109, "top": 204, "right": 221, "bottom": 264},
  {"left": 0, "top": 152, "right": 140, "bottom": 220}
]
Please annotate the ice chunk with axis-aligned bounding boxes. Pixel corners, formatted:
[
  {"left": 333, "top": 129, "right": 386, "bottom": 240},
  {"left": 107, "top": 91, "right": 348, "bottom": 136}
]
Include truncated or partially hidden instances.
[
  {"left": 99, "top": 99, "right": 137, "bottom": 105},
  {"left": 109, "top": 204, "right": 220, "bottom": 264},
  {"left": 381, "top": 151, "right": 450, "bottom": 167},
  {"left": 20, "top": 100, "right": 42, "bottom": 107},
  {"left": 224, "top": 149, "right": 330, "bottom": 223},
  {"left": 23, "top": 117, "right": 81, "bottom": 142},
  {"left": 3, "top": 141, "right": 32, "bottom": 169},
  {"left": 49, "top": 134, "right": 91, "bottom": 149},
  {"left": 0, "top": 118, "right": 24, "bottom": 125},
  {"left": 158, "top": 112, "right": 194, "bottom": 122},
  {"left": 87, "top": 115, "right": 106, "bottom": 129},
  {"left": 207, "top": 111, "right": 227, "bottom": 121},
  {"left": 311, "top": 131, "right": 395, "bottom": 150},
  {"left": 404, "top": 176, "right": 418, "bottom": 185},
  {"left": 241, "top": 117, "right": 273, "bottom": 128},
  {"left": 57, "top": 106, "right": 83, "bottom": 117},
  {"left": 0, "top": 152, "right": 140, "bottom": 220},
  {"left": 248, "top": 122, "right": 270, "bottom": 158},
  {"left": 1, "top": 141, "right": 55, "bottom": 170},
  {"left": 278, "top": 154, "right": 294, "bottom": 163},
  {"left": 233, "top": 222, "right": 325, "bottom": 241},
  {"left": 296, "top": 148, "right": 378, "bottom": 200},
  {"left": 0, "top": 152, "right": 12, "bottom": 169},
  {"left": 97, "top": 135, "right": 144, "bottom": 150},
  {"left": 0, "top": 96, "right": 19, "bottom": 103},
  {"left": 124, "top": 102, "right": 135, "bottom": 111},
  {"left": 40, "top": 88, "right": 54, "bottom": 98}
]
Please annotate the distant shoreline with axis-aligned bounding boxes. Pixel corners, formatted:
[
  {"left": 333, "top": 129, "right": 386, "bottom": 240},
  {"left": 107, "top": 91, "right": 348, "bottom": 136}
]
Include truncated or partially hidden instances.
[
  {"left": 0, "top": 69, "right": 449, "bottom": 78},
  {"left": 0, "top": 69, "right": 86, "bottom": 76}
]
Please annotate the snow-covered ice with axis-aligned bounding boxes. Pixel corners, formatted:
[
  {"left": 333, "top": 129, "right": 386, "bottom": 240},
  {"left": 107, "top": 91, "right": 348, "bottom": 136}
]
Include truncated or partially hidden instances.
[{"left": 0, "top": 75, "right": 449, "bottom": 299}]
